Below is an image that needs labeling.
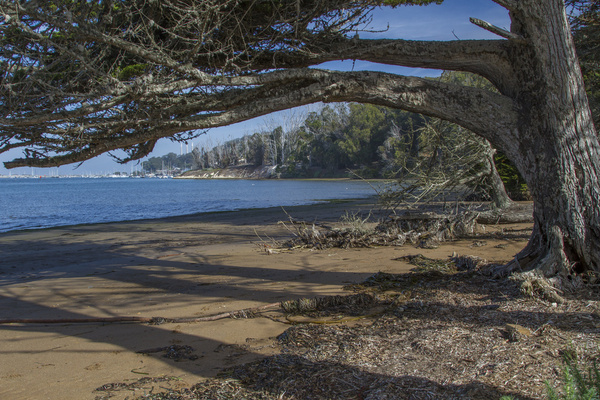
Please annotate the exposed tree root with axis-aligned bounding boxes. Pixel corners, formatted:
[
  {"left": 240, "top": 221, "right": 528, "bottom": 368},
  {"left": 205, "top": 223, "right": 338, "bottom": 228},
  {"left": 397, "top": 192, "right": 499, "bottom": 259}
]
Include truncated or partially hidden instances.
[
  {"left": 480, "top": 224, "right": 597, "bottom": 297},
  {"left": 0, "top": 302, "right": 281, "bottom": 325},
  {"left": 475, "top": 202, "right": 533, "bottom": 224}
]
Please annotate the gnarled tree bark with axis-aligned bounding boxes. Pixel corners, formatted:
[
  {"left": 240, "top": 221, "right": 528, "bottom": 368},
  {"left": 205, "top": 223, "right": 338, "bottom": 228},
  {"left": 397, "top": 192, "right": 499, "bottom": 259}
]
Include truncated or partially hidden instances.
[{"left": 486, "top": 0, "right": 600, "bottom": 283}]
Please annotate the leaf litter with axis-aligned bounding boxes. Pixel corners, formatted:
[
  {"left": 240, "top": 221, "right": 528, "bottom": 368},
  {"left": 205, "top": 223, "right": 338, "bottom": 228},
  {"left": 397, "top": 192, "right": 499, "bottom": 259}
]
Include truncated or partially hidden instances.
[{"left": 96, "top": 256, "right": 600, "bottom": 400}]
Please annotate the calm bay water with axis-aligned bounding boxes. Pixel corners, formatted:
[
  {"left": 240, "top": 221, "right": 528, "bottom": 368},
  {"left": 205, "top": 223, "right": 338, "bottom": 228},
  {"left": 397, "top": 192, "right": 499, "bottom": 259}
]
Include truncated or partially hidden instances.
[{"left": 0, "top": 178, "right": 376, "bottom": 233}]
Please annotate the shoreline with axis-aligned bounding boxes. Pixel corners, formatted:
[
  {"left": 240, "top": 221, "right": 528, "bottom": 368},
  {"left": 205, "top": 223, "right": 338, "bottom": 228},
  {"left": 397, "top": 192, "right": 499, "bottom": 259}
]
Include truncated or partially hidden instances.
[
  {"left": 0, "top": 196, "right": 376, "bottom": 235},
  {"left": 0, "top": 177, "right": 379, "bottom": 234},
  {"left": 0, "top": 199, "right": 536, "bottom": 399},
  {"left": 0, "top": 198, "right": 397, "bottom": 399}
]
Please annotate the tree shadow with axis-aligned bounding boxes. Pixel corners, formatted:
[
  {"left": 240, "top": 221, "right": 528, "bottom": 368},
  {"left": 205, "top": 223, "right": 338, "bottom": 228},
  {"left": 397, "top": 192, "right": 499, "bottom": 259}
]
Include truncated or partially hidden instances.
[
  {"left": 357, "top": 269, "right": 600, "bottom": 333},
  {"left": 118, "top": 348, "right": 536, "bottom": 400},
  {"left": 0, "top": 217, "right": 597, "bottom": 398}
]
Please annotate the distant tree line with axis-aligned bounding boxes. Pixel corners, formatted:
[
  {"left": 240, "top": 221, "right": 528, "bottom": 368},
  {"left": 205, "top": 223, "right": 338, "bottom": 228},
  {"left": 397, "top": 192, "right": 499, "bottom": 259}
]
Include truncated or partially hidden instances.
[
  {"left": 193, "top": 102, "right": 403, "bottom": 178},
  {"left": 141, "top": 152, "right": 195, "bottom": 174},
  {"left": 192, "top": 102, "right": 429, "bottom": 177}
]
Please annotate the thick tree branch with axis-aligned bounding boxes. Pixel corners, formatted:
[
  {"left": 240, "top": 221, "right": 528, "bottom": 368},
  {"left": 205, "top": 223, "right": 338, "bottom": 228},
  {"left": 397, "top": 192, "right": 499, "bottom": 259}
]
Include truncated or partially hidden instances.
[
  {"left": 4, "top": 69, "right": 518, "bottom": 168},
  {"left": 246, "top": 37, "right": 518, "bottom": 90},
  {"left": 335, "top": 72, "right": 520, "bottom": 148}
]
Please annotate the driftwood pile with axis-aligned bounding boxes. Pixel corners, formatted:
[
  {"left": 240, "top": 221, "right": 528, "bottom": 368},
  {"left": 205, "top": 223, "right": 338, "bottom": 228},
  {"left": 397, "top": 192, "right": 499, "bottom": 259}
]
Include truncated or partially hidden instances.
[
  {"left": 281, "top": 210, "right": 482, "bottom": 250},
  {"left": 277, "top": 201, "right": 534, "bottom": 251}
]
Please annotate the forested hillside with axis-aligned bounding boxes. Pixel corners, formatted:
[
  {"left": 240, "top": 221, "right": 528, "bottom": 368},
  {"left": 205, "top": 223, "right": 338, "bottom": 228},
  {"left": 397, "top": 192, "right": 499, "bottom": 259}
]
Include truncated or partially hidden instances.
[
  {"left": 189, "top": 70, "right": 480, "bottom": 179},
  {"left": 141, "top": 152, "right": 195, "bottom": 175},
  {"left": 193, "top": 102, "right": 414, "bottom": 179}
]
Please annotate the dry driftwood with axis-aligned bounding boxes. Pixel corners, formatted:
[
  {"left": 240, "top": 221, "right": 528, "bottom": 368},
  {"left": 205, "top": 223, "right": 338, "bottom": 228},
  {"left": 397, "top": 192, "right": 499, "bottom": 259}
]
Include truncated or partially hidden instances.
[{"left": 281, "top": 210, "right": 482, "bottom": 250}]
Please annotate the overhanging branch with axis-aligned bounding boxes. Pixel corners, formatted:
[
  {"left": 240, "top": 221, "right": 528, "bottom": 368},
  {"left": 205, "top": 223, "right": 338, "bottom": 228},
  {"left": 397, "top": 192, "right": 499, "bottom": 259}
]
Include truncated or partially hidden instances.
[
  {"left": 198, "top": 36, "right": 520, "bottom": 97},
  {"left": 3, "top": 69, "right": 519, "bottom": 169},
  {"left": 1, "top": 0, "right": 521, "bottom": 169}
]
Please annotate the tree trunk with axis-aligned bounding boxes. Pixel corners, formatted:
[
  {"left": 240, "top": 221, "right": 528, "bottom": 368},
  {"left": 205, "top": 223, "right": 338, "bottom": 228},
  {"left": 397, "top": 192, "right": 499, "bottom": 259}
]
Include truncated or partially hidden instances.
[
  {"left": 482, "top": 142, "right": 513, "bottom": 210},
  {"left": 493, "top": 0, "right": 600, "bottom": 284}
]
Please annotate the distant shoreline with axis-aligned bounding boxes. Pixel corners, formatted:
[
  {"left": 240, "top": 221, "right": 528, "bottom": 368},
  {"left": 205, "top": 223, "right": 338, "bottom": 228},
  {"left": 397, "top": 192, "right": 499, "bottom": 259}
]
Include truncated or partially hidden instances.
[{"left": 176, "top": 164, "right": 383, "bottom": 180}]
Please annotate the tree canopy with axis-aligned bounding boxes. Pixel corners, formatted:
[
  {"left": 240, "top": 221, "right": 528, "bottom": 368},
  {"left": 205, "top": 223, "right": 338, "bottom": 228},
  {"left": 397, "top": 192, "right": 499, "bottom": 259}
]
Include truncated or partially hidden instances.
[{"left": 1, "top": 0, "right": 442, "bottom": 167}]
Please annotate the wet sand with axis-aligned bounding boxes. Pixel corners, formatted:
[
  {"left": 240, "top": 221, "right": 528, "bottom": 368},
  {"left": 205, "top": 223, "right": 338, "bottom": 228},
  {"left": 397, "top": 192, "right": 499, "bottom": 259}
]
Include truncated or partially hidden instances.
[{"left": 0, "top": 199, "right": 529, "bottom": 399}]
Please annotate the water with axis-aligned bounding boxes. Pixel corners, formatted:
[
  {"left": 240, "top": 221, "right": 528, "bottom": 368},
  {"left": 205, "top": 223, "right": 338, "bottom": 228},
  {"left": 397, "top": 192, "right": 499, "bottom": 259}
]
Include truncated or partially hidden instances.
[{"left": 0, "top": 178, "right": 376, "bottom": 232}]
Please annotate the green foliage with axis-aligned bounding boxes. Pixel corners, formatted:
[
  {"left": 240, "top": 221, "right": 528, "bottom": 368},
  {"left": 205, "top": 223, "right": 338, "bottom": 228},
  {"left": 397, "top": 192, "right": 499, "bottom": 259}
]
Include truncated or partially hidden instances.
[
  {"left": 188, "top": 102, "right": 406, "bottom": 176},
  {"left": 546, "top": 352, "right": 600, "bottom": 400},
  {"left": 116, "top": 64, "right": 148, "bottom": 81},
  {"left": 498, "top": 353, "right": 600, "bottom": 400},
  {"left": 338, "top": 104, "right": 387, "bottom": 168},
  {"left": 494, "top": 152, "right": 530, "bottom": 200},
  {"left": 49, "top": 31, "right": 74, "bottom": 41}
]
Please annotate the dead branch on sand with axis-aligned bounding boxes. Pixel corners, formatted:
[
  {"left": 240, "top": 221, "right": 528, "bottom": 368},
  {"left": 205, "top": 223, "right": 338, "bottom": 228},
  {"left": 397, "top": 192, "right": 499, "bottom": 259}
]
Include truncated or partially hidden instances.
[
  {"left": 0, "top": 294, "right": 392, "bottom": 326},
  {"left": 0, "top": 302, "right": 281, "bottom": 325}
]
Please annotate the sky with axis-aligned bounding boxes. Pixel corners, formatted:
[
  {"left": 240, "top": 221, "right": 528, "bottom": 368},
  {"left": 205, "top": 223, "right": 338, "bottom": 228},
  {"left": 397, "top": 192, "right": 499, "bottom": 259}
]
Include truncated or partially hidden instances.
[{"left": 0, "top": 0, "right": 511, "bottom": 176}]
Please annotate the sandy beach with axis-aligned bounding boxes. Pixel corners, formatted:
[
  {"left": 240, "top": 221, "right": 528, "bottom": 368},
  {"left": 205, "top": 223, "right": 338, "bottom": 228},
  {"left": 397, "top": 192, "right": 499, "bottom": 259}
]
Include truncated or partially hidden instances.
[{"left": 0, "top": 199, "right": 568, "bottom": 399}]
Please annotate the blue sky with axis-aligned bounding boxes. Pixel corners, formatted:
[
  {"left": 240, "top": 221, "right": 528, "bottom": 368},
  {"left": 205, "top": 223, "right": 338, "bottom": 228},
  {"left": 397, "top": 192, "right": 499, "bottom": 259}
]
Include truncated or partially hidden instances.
[{"left": 0, "top": 0, "right": 511, "bottom": 175}]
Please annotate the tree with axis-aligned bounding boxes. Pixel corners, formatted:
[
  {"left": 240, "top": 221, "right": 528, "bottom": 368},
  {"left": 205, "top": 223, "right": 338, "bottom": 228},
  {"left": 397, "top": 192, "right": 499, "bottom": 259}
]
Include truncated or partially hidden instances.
[
  {"left": 1, "top": 0, "right": 599, "bottom": 284},
  {"left": 260, "top": 109, "right": 306, "bottom": 167},
  {"left": 568, "top": 0, "right": 599, "bottom": 128},
  {"left": 337, "top": 103, "right": 387, "bottom": 168},
  {"left": 397, "top": 115, "right": 514, "bottom": 209},
  {"left": 303, "top": 104, "right": 350, "bottom": 170}
]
